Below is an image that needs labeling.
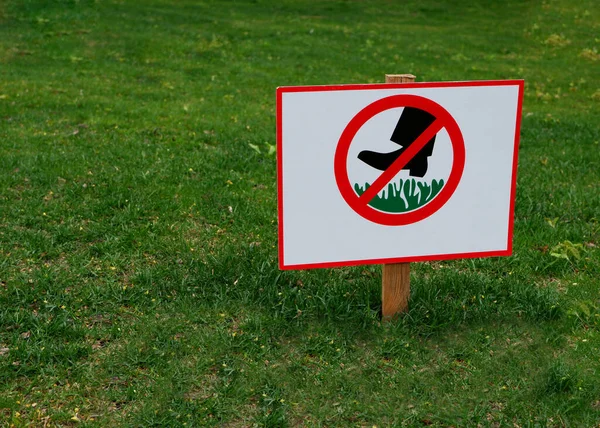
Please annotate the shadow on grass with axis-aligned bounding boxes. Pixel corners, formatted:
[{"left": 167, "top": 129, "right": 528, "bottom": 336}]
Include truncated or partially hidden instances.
[{"left": 138, "top": 244, "right": 564, "bottom": 338}]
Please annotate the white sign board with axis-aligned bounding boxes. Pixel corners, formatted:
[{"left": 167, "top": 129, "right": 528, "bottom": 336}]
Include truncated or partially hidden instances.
[{"left": 277, "top": 80, "right": 524, "bottom": 270}]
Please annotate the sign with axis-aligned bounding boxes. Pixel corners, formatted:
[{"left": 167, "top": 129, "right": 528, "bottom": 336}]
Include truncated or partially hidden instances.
[{"left": 277, "top": 80, "right": 524, "bottom": 270}]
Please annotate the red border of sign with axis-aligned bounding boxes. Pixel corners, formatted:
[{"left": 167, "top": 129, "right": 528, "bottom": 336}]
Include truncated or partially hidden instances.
[
  {"left": 277, "top": 80, "right": 524, "bottom": 270},
  {"left": 334, "top": 94, "right": 465, "bottom": 225}
]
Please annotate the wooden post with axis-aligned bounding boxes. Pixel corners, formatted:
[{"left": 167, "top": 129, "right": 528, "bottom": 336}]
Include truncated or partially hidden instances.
[
  {"left": 385, "top": 74, "right": 416, "bottom": 84},
  {"left": 381, "top": 73, "right": 415, "bottom": 321}
]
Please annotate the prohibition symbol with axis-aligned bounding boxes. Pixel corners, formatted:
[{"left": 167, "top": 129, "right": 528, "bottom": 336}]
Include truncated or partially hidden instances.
[{"left": 334, "top": 94, "right": 466, "bottom": 226}]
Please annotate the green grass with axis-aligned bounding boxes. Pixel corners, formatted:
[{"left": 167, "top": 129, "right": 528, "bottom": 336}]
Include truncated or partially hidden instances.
[
  {"left": 355, "top": 178, "right": 445, "bottom": 213},
  {"left": 1, "top": 0, "right": 599, "bottom": 426}
]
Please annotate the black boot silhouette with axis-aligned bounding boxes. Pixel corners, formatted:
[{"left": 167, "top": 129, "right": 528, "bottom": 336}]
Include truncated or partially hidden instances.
[{"left": 358, "top": 107, "right": 436, "bottom": 178}]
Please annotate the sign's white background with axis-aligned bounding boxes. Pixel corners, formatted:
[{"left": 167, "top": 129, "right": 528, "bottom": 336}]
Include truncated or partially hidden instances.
[{"left": 280, "top": 84, "right": 521, "bottom": 267}]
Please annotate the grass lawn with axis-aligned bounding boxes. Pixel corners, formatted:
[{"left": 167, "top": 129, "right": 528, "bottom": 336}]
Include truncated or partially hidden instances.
[{"left": 1, "top": 0, "right": 599, "bottom": 426}]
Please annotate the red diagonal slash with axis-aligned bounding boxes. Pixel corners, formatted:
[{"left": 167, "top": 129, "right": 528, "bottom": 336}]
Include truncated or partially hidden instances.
[{"left": 358, "top": 118, "right": 444, "bottom": 204}]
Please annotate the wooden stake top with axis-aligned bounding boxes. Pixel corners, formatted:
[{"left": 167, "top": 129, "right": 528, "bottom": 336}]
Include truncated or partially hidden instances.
[{"left": 385, "top": 74, "right": 416, "bottom": 84}]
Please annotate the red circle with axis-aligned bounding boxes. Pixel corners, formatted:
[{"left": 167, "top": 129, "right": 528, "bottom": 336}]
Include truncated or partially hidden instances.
[{"left": 334, "top": 94, "right": 465, "bottom": 226}]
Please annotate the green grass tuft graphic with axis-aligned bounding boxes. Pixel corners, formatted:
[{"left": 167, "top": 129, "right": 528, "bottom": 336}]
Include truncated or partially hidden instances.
[{"left": 354, "top": 178, "right": 444, "bottom": 213}]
